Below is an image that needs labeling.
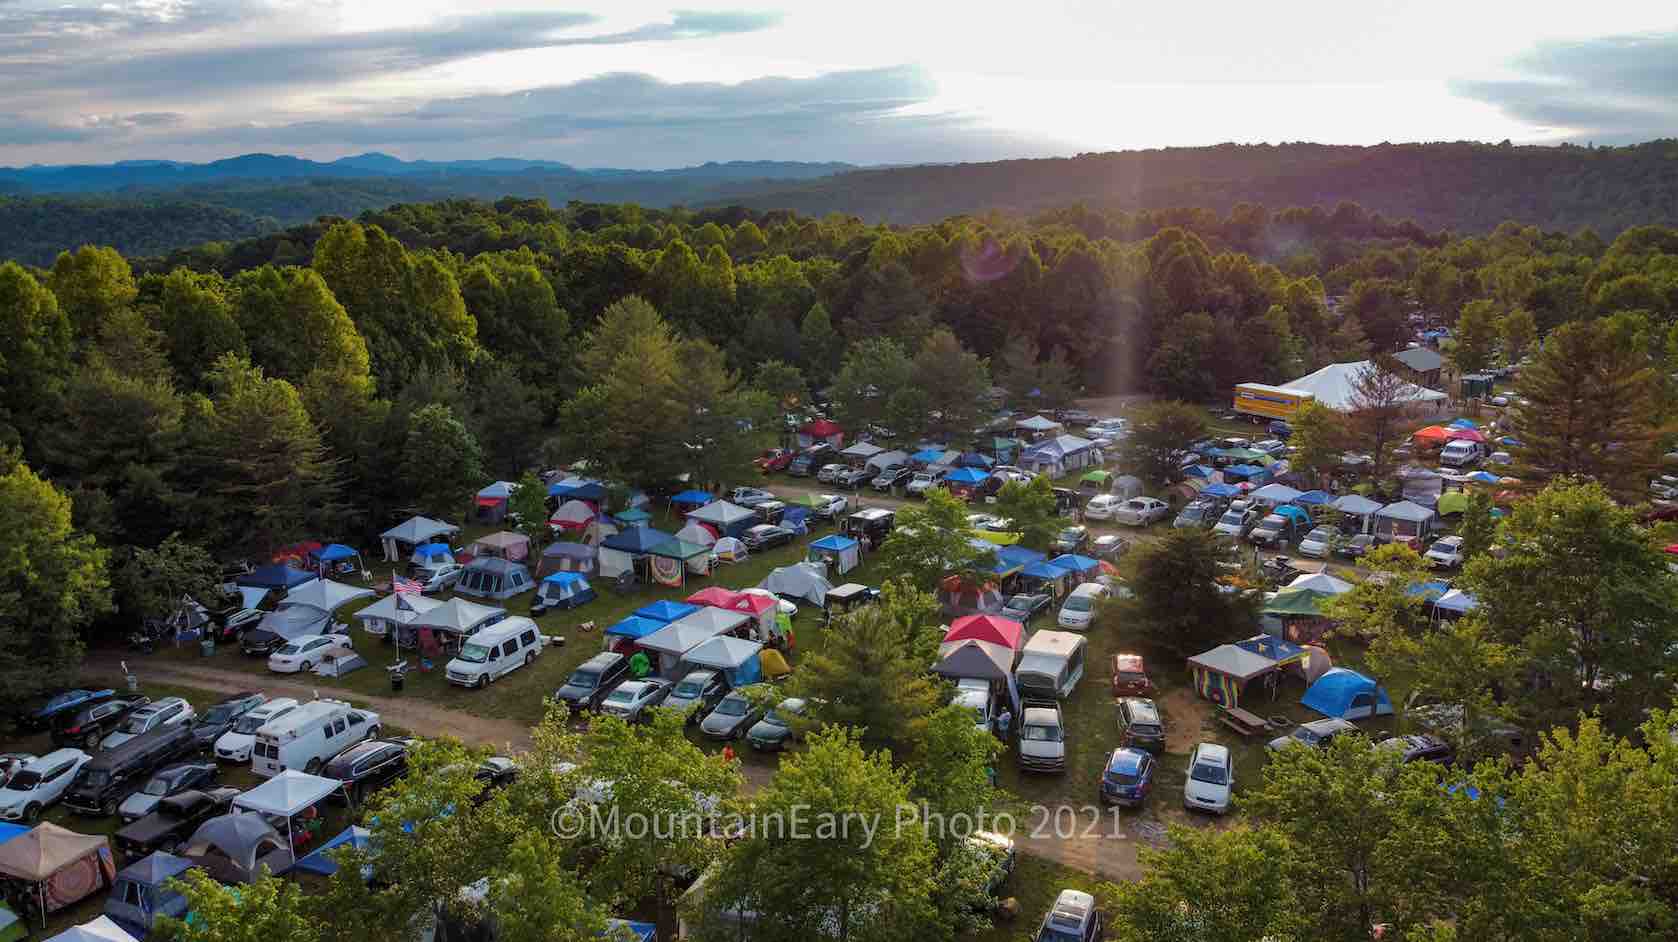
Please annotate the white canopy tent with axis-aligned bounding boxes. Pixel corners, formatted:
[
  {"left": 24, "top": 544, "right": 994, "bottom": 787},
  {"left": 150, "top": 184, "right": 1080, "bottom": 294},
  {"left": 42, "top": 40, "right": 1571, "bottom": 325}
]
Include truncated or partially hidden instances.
[
  {"left": 45, "top": 916, "right": 138, "bottom": 942},
  {"left": 1284, "top": 361, "right": 1448, "bottom": 412},
  {"left": 282, "top": 579, "right": 375, "bottom": 613},
  {"left": 233, "top": 770, "right": 343, "bottom": 847},
  {"left": 354, "top": 592, "right": 444, "bottom": 640},
  {"left": 638, "top": 615, "right": 736, "bottom": 674},
  {"left": 407, "top": 597, "right": 505, "bottom": 637},
  {"left": 1330, "top": 494, "right": 1383, "bottom": 516},
  {"left": 1374, "top": 500, "right": 1436, "bottom": 543},
  {"left": 1285, "top": 572, "right": 1353, "bottom": 595},
  {"left": 686, "top": 501, "right": 758, "bottom": 531},
  {"left": 865, "top": 449, "right": 911, "bottom": 472},
  {"left": 380, "top": 516, "right": 460, "bottom": 562},
  {"left": 236, "top": 586, "right": 270, "bottom": 610},
  {"left": 1250, "top": 483, "right": 1304, "bottom": 506}
]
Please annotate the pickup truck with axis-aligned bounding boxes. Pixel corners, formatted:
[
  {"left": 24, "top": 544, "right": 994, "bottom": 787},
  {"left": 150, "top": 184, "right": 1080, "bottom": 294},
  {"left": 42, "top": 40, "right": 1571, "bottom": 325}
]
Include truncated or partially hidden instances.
[
  {"left": 1016, "top": 700, "right": 1066, "bottom": 773},
  {"left": 113, "top": 787, "right": 239, "bottom": 857}
]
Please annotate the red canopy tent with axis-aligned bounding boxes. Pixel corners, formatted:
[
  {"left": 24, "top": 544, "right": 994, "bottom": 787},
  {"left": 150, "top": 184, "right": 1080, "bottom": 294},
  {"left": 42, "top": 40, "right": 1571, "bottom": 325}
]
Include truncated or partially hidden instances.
[
  {"left": 687, "top": 586, "right": 744, "bottom": 609},
  {"left": 798, "top": 419, "right": 844, "bottom": 448},
  {"left": 729, "top": 594, "right": 777, "bottom": 618},
  {"left": 944, "top": 614, "right": 1025, "bottom": 651},
  {"left": 1412, "top": 426, "right": 1450, "bottom": 443},
  {"left": 1446, "top": 427, "right": 1487, "bottom": 443}
]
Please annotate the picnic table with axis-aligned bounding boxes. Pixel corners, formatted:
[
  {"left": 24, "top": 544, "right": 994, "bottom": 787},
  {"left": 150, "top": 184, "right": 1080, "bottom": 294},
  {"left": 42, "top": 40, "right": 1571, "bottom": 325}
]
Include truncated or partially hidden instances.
[{"left": 1215, "top": 705, "right": 1274, "bottom": 738}]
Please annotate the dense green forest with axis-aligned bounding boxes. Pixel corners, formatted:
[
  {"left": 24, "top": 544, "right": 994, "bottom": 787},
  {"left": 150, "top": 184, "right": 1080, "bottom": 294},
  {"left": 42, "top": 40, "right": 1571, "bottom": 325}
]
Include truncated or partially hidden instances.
[{"left": 6, "top": 140, "right": 1678, "bottom": 264}]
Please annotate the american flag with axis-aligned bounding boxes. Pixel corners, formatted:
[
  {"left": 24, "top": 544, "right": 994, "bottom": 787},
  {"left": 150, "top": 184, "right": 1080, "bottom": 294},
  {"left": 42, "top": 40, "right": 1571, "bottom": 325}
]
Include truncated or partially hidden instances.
[{"left": 393, "top": 575, "right": 424, "bottom": 595}]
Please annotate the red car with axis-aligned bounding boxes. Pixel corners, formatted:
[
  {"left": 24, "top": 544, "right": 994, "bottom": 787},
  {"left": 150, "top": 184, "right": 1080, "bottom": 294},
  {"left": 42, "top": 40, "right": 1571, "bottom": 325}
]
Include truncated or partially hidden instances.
[
  {"left": 1111, "top": 654, "right": 1155, "bottom": 698},
  {"left": 755, "top": 448, "right": 793, "bottom": 473}
]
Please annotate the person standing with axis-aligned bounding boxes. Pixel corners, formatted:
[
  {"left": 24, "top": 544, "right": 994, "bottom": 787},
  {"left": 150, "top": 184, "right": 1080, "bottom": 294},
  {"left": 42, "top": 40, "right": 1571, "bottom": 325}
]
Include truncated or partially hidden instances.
[{"left": 995, "top": 706, "right": 1013, "bottom": 742}]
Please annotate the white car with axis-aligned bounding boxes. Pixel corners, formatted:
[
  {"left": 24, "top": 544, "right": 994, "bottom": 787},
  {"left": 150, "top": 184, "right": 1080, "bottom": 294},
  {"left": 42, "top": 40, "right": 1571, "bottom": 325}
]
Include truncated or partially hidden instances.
[
  {"left": 214, "top": 698, "right": 300, "bottom": 762},
  {"left": 816, "top": 463, "right": 848, "bottom": 484},
  {"left": 1112, "top": 497, "right": 1171, "bottom": 527},
  {"left": 811, "top": 493, "right": 848, "bottom": 519},
  {"left": 1425, "top": 536, "right": 1465, "bottom": 568},
  {"left": 1083, "top": 494, "right": 1125, "bottom": 521},
  {"left": 1183, "top": 742, "right": 1233, "bottom": 814},
  {"left": 1213, "top": 502, "right": 1261, "bottom": 539},
  {"left": 0, "top": 749, "right": 91, "bottom": 822},
  {"left": 416, "top": 563, "right": 465, "bottom": 593},
  {"left": 905, "top": 471, "right": 942, "bottom": 497},
  {"left": 101, "top": 697, "right": 196, "bottom": 750},
  {"left": 267, "top": 634, "right": 354, "bottom": 674},
  {"left": 1298, "top": 526, "right": 1339, "bottom": 559}
]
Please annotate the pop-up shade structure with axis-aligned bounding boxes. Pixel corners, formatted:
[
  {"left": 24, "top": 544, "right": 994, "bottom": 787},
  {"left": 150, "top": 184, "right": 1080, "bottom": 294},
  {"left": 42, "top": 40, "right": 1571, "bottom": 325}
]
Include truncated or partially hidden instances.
[
  {"left": 797, "top": 418, "right": 843, "bottom": 448},
  {"left": 634, "top": 600, "right": 698, "bottom": 623},
  {"left": 1187, "top": 635, "right": 1309, "bottom": 710},
  {"left": 944, "top": 614, "right": 1024, "bottom": 651},
  {"left": 283, "top": 578, "right": 375, "bottom": 613},
  {"left": 409, "top": 597, "right": 505, "bottom": 636},
  {"left": 598, "top": 527, "right": 674, "bottom": 580},
  {"left": 380, "top": 516, "right": 460, "bottom": 562},
  {"left": 232, "top": 770, "right": 342, "bottom": 849},
  {"left": 236, "top": 564, "right": 317, "bottom": 592},
  {"left": 44, "top": 916, "right": 136, "bottom": 942},
  {"left": 409, "top": 542, "right": 455, "bottom": 569},
  {"left": 355, "top": 592, "right": 443, "bottom": 640},
  {"left": 548, "top": 480, "right": 607, "bottom": 503},
  {"left": 840, "top": 441, "right": 884, "bottom": 461},
  {"left": 0, "top": 824, "right": 116, "bottom": 927},
  {"left": 944, "top": 467, "right": 989, "bottom": 486},
  {"left": 687, "top": 586, "right": 744, "bottom": 609},
  {"left": 681, "top": 635, "right": 764, "bottom": 687},
  {"left": 670, "top": 490, "right": 714, "bottom": 511},
  {"left": 639, "top": 609, "right": 748, "bottom": 674},
  {"left": 1285, "top": 572, "right": 1352, "bottom": 595},
  {"left": 1250, "top": 483, "right": 1304, "bottom": 505},
  {"left": 807, "top": 534, "right": 861, "bottom": 575},
  {"left": 648, "top": 538, "right": 712, "bottom": 586},
  {"left": 686, "top": 501, "right": 758, "bottom": 538}
]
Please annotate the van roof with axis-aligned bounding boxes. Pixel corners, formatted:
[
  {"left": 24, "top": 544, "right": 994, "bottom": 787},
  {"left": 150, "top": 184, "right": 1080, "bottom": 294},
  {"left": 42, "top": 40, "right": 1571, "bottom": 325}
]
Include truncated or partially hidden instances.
[
  {"left": 258, "top": 699, "right": 351, "bottom": 735},
  {"left": 465, "top": 617, "right": 538, "bottom": 644},
  {"left": 249, "top": 698, "right": 299, "bottom": 716},
  {"left": 1068, "top": 583, "right": 1105, "bottom": 598},
  {"left": 580, "top": 651, "right": 623, "bottom": 671}
]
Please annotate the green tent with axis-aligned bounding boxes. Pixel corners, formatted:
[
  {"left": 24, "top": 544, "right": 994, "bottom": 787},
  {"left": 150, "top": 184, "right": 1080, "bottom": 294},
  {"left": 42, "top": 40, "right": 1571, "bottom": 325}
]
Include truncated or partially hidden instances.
[
  {"left": 1263, "top": 588, "right": 1334, "bottom": 616},
  {"left": 1080, "top": 470, "right": 1112, "bottom": 485},
  {"left": 1437, "top": 492, "right": 1469, "bottom": 516},
  {"left": 0, "top": 903, "right": 22, "bottom": 942}
]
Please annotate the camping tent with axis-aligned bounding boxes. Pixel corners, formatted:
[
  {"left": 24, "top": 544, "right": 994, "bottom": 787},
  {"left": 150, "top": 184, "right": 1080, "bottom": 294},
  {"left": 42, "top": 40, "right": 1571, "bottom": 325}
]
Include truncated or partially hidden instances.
[
  {"left": 409, "top": 542, "right": 455, "bottom": 569},
  {"left": 0, "top": 824, "right": 116, "bottom": 926},
  {"left": 945, "top": 614, "right": 1025, "bottom": 651},
  {"left": 355, "top": 592, "right": 443, "bottom": 640},
  {"left": 681, "top": 635, "right": 764, "bottom": 687},
  {"left": 236, "top": 565, "right": 317, "bottom": 592},
  {"left": 956, "top": 452, "right": 996, "bottom": 469},
  {"left": 283, "top": 579, "right": 375, "bottom": 613},
  {"left": 180, "top": 815, "right": 290, "bottom": 884},
  {"left": 473, "top": 481, "right": 518, "bottom": 524},
  {"left": 286, "top": 826, "right": 371, "bottom": 878},
  {"left": 455, "top": 557, "right": 533, "bottom": 601},
  {"left": 687, "top": 501, "right": 759, "bottom": 538},
  {"left": 1437, "top": 491, "right": 1469, "bottom": 516},
  {"left": 675, "top": 520, "right": 719, "bottom": 548},
  {"left": 1301, "top": 668, "right": 1393, "bottom": 720},
  {"left": 686, "top": 586, "right": 743, "bottom": 609},
  {"left": 1187, "top": 636, "right": 1309, "bottom": 710},
  {"left": 535, "top": 572, "right": 595, "bottom": 611},
  {"left": 937, "top": 575, "right": 1003, "bottom": 616},
  {"left": 44, "top": 916, "right": 137, "bottom": 942},
  {"left": 534, "top": 542, "right": 596, "bottom": 579},
  {"left": 760, "top": 562, "right": 832, "bottom": 607},
  {"left": 1283, "top": 361, "right": 1449, "bottom": 412},
  {"left": 232, "top": 770, "right": 341, "bottom": 847},
  {"left": 713, "top": 536, "right": 748, "bottom": 563},
  {"left": 797, "top": 419, "right": 844, "bottom": 448},
  {"left": 469, "top": 532, "right": 531, "bottom": 562},
  {"left": 1111, "top": 475, "right": 1144, "bottom": 499},
  {"left": 1020, "top": 435, "right": 1098, "bottom": 477},
  {"left": 251, "top": 603, "right": 331, "bottom": 644},
  {"left": 409, "top": 597, "right": 505, "bottom": 637},
  {"left": 598, "top": 527, "right": 675, "bottom": 580},
  {"left": 807, "top": 534, "right": 861, "bottom": 575},
  {"left": 1374, "top": 501, "right": 1435, "bottom": 544},
  {"left": 1401, "top": 467, "right": 1445, "bottom": 508},
  {"left": 933, "top": 639, "right": 1014, "bottom": 680},
  {"left": 548, "top": 500, "right": 597, "bottom": 534},
  {"left": 1250, "top": 483, "right": 1304, "bottom": 506},
  {"left": 649, "top": 538, "right": 713, "bottom": 585},
  {"left": 380, "top": 516, "right": 461, "bottom": 562}
]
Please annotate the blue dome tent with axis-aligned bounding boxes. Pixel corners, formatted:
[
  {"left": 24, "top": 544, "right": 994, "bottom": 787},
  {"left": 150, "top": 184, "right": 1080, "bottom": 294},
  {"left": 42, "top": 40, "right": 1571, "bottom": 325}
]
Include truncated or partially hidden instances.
[{"left": 1301, "top": 668, "right": 1393, "bottom": 720}]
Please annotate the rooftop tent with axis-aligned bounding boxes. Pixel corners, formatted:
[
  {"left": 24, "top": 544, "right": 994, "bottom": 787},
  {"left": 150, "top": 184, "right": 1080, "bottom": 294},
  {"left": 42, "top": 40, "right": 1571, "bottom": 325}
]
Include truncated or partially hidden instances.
[
  {"left": 410, "top": 597, "right": 506, "bottom": 636},
  {"left": 681, "top": 635, "right": 765, "bottom": 687},
  {"left": 470, "top": 531, "right": 531, "bottom": 562},
  {"left": 686, "top": 586, "right": 744, "bottom": 609},
  {"left": 379, "top": 516, "right": 461, "bottom": 562},
  {"left": 1202, "top": 482, "right": 1241, "bottom": 499},
  {"left": 180, "top": 815, "right": 291, "bottom": 885},
  {"left": 687, "top": 500, "right": 758, "bottom": 537},
  {"left": 945, "top": 614, "right": 1025, "bottom": 651},
  {"left": 0, "top": 823, "right": 116, "bottom": 927},
  {"left": 670, "top": 489, "right": 714, "bottom": 508},
  {"left": 797, "top": 418, "right": 844, "bottom": 448},
  {"left": 956, "top": 452, "right": 996, "bottom": 469},
  {"left": 839, "top": 441, "right": 885, "bottom": 460},
  {"left": 44, "top": 917, "right": 137, "bottom": 942},
  {"left": 865, "top": 449, "right": 911, "bottom": 472},
  {"left": 1049, "top": 553, "right": 1100, "bottom": 575},
  {"left": 1285, "top": 572, "right": 1353, "bottom": 595},
  {"left": 251, "top": 603, "right": 330, "bottom": 643},
  {"left": 282, "top": 578, "right": 375, "bottom": 613},
  {"left": 807, "top": 534, "right": 862, "bottom": 575},
  {"left": 1295, "top": 489, "right": 1332, "bottom": 506},
  {"left": 933, "top": 638, "right": 1013, "bottom": 681},
  {"left": 760, "top": 562, "right": 833, "bottom": 607},
  {"left": 285, "top": 825, "right": 371, "bottom": 878},
  {"left": 604, "top": 615, "right": 668, "bottom": 646},
  {"left": 675, "top": 520, "right": 719, "bottom": 548},
  {"left": 635, "top": 600, "right": 699, "bottom": 623},
  {"left": 236, "top": 564, "right": 318, "bottom": 591},
  {"left": 1437, "top": 491, "right": 1470, "bottom": 516},
  {"left": 1014, "top": 414, "right": 1062, "bottom": 433},
  {"left": 910, "top": 448, "right": 946, "bottom": 466},
  {"left": 944, "top": 467, "right": 990, "bottom": 486},
  {"left": 549, "top": 500, "right": 597, "bottom": 533},
  {"left": 1301, "top": 668, "right": 1393, "bottom": 720},
  {"left": 454, "top": 557, "right": 533, "bottom": 601},
  {"left": 536, "top": 572, "right": 596, "bottom": 610},
  {"left": 1250, "top": 483, "right": 1304, "bottom": 505},
  {"left": 534, "top": 541, "right": 597, "bottom": 579},
  {"left": 1331, "top": 494, "right": 1383, "bottom": 516},
  {"left": 1283, "top": 360, "right": 1448, "bottom": 411},
  {"left": 409, "top": 542, "right": 455, "bottom": 569}
]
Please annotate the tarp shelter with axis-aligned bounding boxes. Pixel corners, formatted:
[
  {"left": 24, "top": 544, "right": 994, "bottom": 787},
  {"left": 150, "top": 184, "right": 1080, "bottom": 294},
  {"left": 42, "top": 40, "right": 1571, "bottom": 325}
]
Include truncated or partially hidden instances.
[
  {"left": 1049, "top": 554, "right": 1100, "bottom": 578},
  {"left": 1302, "top": 668, "right": 1393, "bottom": 720},
  {"left": 957, "top": 452, "right": 996, "bottom": 469},
  {"left": 236, "top": 565, "right": 317, "bottom": 592},
  {"left": 283, "top": 579, "right": 375, "bottom": 614},
  {"left": 649, "top": 538, "right": 712, "bottom": 585},
  {"left": 1014, "top": 415, "right": 1062, "bottom": 436},
  {"left": 1019, "top": 559, "right": 1074, "bottom": 596},
  {"left": 286, "top": 826, "right": 371, "bottom": 878},
  {"left": 598, "top": 527, "right": 674, "bottom": 580},
  {"left": 409, "top": 597, "right": 505, "bottom": 637},
  {"left": 233, "top": 770, "right": 341, "bottom": 848},
  {"left": 534, "top": 542, "right": 596, "bottom": 579},
  {"left": 180, "top": 815, "right": 290, "bottom": 885},
  {"left": 760, "top": 562, "right": 832, "bottom": 607},
  {"left": 996, "top": 546, "right": 1047, "bottom": 569},
  {"left": 1413, "top": 425, "right": 1451, "bottom": 444},
  {"left": 687, "top": 501, "right": 758, "bottom": 538},
  {"left": 1020, "top": 435, "right": 1098, "bottom": 478},
  {"left": 635, "top": 600, "right": 699, "bottom": 623},
  {"left": 681, "top": 635, "right": 764, "bottom": 687},
  {"left": 548, "top": 500, "right": 597, "bottom": 535},
  {"left": 1250, "top": 483, "right": 1304, "bottom": 506},
  {"left": 807, "top": 534, "right": 862, "bottom": 575},
  {"left": 104, "top": 852, "right": 191, "bottom": 940},
  {"left": 910, "top": 448, "right": 946, "bottom": 467},
  {"left": 473, "top": 481, "right": 517, "bottom": 524},
  {"left": 1284, "top": 361, "right": 1449, "bottom": 412},
  {"left": 469, "top": 531, "right": 531, "bottom": 562},
  {"left": 937, "top": 575, "right": 1004, "bottom": 616},
  {"left": 1183, "top": 463, "right": 1216, "bottom": 478},
  {"left": 1375, "top": 501, "right": 1435, "bottom": 543},
  {"left": 0, "top": 824, "right": 116, "bottom": 926},
  {"left": 1434, "top": 588, "right": 1478, "bottom": 615},
  {"left": 409, "top": 542, "right": 454, "bottom": 569},
  {"left": 839, "top": 441, "right": 884, "bottom": 462},
  {"left": 1286, "top": 572, "right": 1353, "bottom": 595},
  {"left": 355, "top": 592, "right": 443, "bottom": 640},
  {"left": 251, "top": 604, "right": 331, "bottom": 643},
  {"left": 44, "top": 916, "right": 137, "bottom": 942},
  {"left": 675, "top": 520, "right": 719, "bottom": 548},
  {"left": 380, "top": 516, "right": 461, "bottom": 563},
  {"left": 944, "top": 467, "right": 989, "bottom": 486},
  {"left": 945, "top": 614, "right": 1025, "bottom": 651},
  {"left": 455, "top": 557, "right": 533, "bottom": 601},
  {"left": 797, "top": 419, "right": 844, "bottom": 448},
  {"left": 1448, "top": 418, "right": 1478, "bottom": 429},
  {"left": 536, "top": 572, "right": 595, "bottom": 610},
  {"left": 548, "top": 479, "right": 607, "bottom": 503}
]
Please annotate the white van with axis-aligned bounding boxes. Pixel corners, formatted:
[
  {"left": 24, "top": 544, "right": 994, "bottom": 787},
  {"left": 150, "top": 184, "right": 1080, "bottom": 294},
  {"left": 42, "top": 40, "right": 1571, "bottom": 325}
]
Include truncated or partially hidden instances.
[
  {"left": 1056, "top": 583, "right": 1108, "bottom": 631},
  {"left": 251, "top": 699, "right": 380, "bottom": 777},
  {"left": 214, "top": 697, "right": 299, "bottom": 763},
  {"left": 1439, "top": 440, "right": 1481, "bottom": 468},
  {"left": 445, "top": 617, "right": 545, "bottom": 688},
  {"left": 1014, "top": 631, "right": 1087, "bottom": 700}
]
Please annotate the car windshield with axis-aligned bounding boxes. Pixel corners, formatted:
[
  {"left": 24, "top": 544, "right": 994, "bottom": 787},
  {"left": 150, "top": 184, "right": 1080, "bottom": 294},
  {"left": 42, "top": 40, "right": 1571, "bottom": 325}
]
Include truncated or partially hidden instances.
[
  {"left": 1294, "top": 727, "right": 1323, "bottom": 745},
  {"left": 1058, "top": 529, "right": 1081, "bottom": 541},
  {"left": 7, "top": 771, "right": 42, "bottom": 790},
  {"left": 201, "top": 705, "right": 238, "bottom": 724},
  {"left": 1429, "top": 541, "right": 1453, "bottom": 552},
  {"left": 715, "top": 697, "right": 748, "bottom": 716},
  {"left": 762, "top": 710, "right": 790, "bottom": 727},
  {"left": 119, "top": 714, "right": 151, "bottom": 733},
  {"left": 277, "top": 643, "right": 303, "bottom": 656},
  {"left": 1063, "top": 596, "right": 1092, "bottom": 613},
  {"left": 457, "top": 643, "right": 492, "bottom": 664},
  {"left": 1021, "top": 724, "right": 1061, "bottom": 742},
  {"left": 1191, "top": 761, "right": 1229, "bottom": 785},
  {"left": 674, "top": 681, "right": 704, "bottom": 698},
  {"left": 566, "top": 671, "right": 598, "bottom": 689},
  {"left": 1105, "top": 768, "right": 1139, "bottom": 785},
  {"left": 1261, "top": 516, "right": 1284, "bottom": 528},
  {"left": 142, "top": 776, "right": 172, "bottom": 796},
  {"left": 1218, "top": 511, "right": 1244, "bottom": 524},
  {"left": 81, "top": 770, "right": 110, "bottom": 789},
  {"left": 604, "top": 688, "right": 636, "bottom": 704},
  {"left": 232, "top": 714, "right": 269, "bottom": 734}
]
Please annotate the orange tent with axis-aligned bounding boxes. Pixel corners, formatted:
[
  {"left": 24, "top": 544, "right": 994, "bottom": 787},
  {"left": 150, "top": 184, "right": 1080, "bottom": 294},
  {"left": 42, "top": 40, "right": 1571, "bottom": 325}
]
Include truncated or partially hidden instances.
[{"left": 1412, "top": 426, "right": 1451, "bottom": 443}]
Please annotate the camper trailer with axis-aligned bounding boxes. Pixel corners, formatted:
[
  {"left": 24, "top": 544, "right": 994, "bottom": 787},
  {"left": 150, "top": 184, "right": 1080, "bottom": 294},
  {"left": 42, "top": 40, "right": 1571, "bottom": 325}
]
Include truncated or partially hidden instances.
[{"left": 1014, "top": 631, "right": 1087, "bottom": 700}]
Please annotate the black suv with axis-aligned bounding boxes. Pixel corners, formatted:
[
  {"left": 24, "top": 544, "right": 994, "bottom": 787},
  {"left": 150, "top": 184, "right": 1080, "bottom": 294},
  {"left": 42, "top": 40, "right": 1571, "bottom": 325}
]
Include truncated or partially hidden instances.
[
  {"left": 323, "top": 739, "right": 410, "bottom": 805},
  {"left": 1116, "top": 697, "right": 1166, "bottom": 753},
  {"left": 554, "top": 652, "right": 632, "bottom": 714},
  {"left": 63, "top": 725, "right": 195, "bottom": 817},
  {"left": 187, "top": 692, "right": 266, "bottom": 752},
  {"left": 52, "top": 697, "right": 149, "bottom": 750}
]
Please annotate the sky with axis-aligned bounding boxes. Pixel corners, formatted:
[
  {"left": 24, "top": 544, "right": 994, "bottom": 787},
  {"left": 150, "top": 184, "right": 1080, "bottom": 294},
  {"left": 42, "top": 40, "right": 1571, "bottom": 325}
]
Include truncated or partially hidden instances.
[{"left": 1, "top": 0, "right": 1675, "bottom": 167}]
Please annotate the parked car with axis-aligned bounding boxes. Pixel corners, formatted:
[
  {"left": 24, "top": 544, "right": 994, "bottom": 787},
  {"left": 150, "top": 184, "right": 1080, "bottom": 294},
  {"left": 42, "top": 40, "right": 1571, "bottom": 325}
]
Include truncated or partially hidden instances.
[
  {"left": 1212, "top": 500, "right": 1262, "bottom": 539},
  {"left": 662, "top": 669, "right": 727, "bottom": 722},
  {"left": 747, "top": 697, "right": 808, "bottom": 751},
  {"left": 1375, "top": 733, "right": 1455, "bottom": 765},
  {"left": 554, "top": 653, "right": 632, "bottom": 714},
  {"left": 116, "top": 760, "right": 217, "bottom": 822},
  {"left": 754, "top": 449, "right": 794, "bottom": 473},
  {"left": 1267, "top": 717, "right": 1358, "bottom": 753},
  {"left": 52, "top": 697, "right": 148, "bottom": 750},
  {"left": 728, "top": 486, "right": 777, "bottom": 507},
  {"left": 66, "top": 726, "right": 196, "bottom": 816},
  {"left": 472, "top": 757, "right": 520, "bottom": 804},
  {"left": 213, "top": 698, "right": 298, "bottom": 763},
  {"left": 1051, "top": 525, "right": 1090, "bottom": 554},
  {"left": 17, "top": 689, "right": 115, "bottom": 732},
  {"left": 787, "top": 445, "right": 835, "bottom": 477},
  {"left": 1425, "top": 535, "right": 1465, "bottom": 568},
  {"left": 102, "top": 697, "right": 196, "bottom": 751},
  {"left": 1172, "top": 499, "right": 1222, "bottom": 530},
  {"left": 1298, "top": 526, "right": 1340, "bottom": 559},
  {"left": 1253, "top": 439, "right": 1288, "bottom": 457},
  {"left": 1091, "top": 534, "right": 1129, "bottom": 560},
  {"left": 0, "top": 749, "right": 90, "bottom": 822},
  {"left": 810, "top": 493, "right": 848, "bottom": 520},
  {"left": 1248, "top": 513, "right": 1297, "bottom": 547},
  {"left": 415, "top": 563, "right": 466, "bottom": 594},
  {"left": 1337, "top": 533, "right": 1378, "bottom": 559},
  {"left": 871, "top": 465, "right": 912, "bottom": 491},
  {"left": 742, "top": 523, "right": 796, "bottom": 551},
  {"left": 599, "top": 678, "right": 674, "bottom": 724},
  {"left": 1001, "top": 594, "right": 1052, "bottom": 625},
  {"left": 0, "top": 754, "right": 33, "bottom": 788},
  {"left": 1033, "top": 889, "right": 1103, "bottom": 942},
  {"left": 834, "top": 467, "right": 871, "bottom": 488},
  {"left": 1182, "top": 742, "right": 1234, "bottom": 814},
  {"left": 816, "top": 463, "right": 848, "bottom": 484},
  {"left": 1110, "top": 654, "right": 1155, "bottom": 698},
  {"left": 1056, "top": 583, "right": 1107, "bottom": 630},
  {"left": 1099, "top": 748, "right": 1155, "bottom": 807},
  {"left": 699, "top": 690, "right": 762, "bottom": 740},
  {"left": 113, "top": 788, "right": 237, "bottom": 857},
  {"left": 1017, "top": 700, "right": 1066, "bottom": 773},
  {"left": 187, "top": 692, "right": 266, "bottom": 752},
  {"left": 267, "top": 634, "right": 354, "bottom": 674},
  {"left": 1117, "top": 697, "right": 1166, "bottom": 753},
  {"left": 323, "top": 738, "right": 411, "bottom": 804},
  {"left": 906, "top": 470, "right": 943, "bottom": 497},
  {"left": 215, "top": 607, "right": 266, "bottom": 641},
  {"left": 1112, "top": 497, "right": 1171, "bottom": 526},
  {"left": 1080, "top": 494, "right": 1122, "bottom": 521}
]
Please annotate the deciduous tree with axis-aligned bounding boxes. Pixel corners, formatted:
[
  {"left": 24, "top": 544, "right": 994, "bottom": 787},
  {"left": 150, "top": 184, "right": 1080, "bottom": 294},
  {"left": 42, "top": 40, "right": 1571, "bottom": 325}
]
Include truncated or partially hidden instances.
[
  {"left": 1116, "top": 400, "right": 1206, "bottom": 486},
  {"left": 399, "top": 403, "right": 483, "bottom": 520},
  {"left": 1105, "top": 529, "right": 1258, "bottom": 659},
  {"left": 1099, "top": 826, "right": 1305, "bottom": 942},
  {"left": 991, "top": 475, "right": 1060, "bottom": 551},
  {"left": 878, "top": 488, "right": 996, "bottom": 589},
  {"left": 1450, "top": 299, "right": 1499, "bottom": 376},
  {"left": 1345, "top": 355, "right": 1415, "bottom": 483},
  {"left": 794, "top": 603, "right": 948, "bottom": 750}
]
